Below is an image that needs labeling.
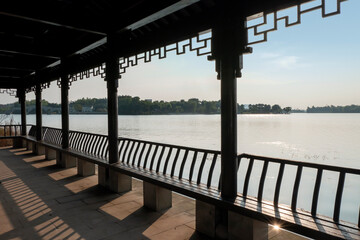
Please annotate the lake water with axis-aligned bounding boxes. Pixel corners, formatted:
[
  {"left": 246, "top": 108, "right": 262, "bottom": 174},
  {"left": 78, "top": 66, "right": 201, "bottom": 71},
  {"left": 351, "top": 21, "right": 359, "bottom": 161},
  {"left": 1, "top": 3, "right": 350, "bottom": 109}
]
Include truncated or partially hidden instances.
[{"left": 7, "top": 113, "right": 360, "bottom": 224}]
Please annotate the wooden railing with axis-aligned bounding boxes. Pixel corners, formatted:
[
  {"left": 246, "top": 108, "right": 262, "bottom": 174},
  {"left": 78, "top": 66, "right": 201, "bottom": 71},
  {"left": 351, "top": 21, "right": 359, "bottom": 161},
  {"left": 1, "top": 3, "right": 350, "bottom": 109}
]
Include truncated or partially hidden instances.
[
  {"left": 238, "top": 153, "right": 360, "bottom": 227},
  {"left": 0, "top": 125, "right": 22, "bottom": 137},
  {"left": 25, "top": 125, "right": 360, "bottom": 227},
  {"left": 69, "top": 130, "right": 109, "bottom": 158},
  {"left": 118, "top": 137, "right": 221, "bottom": 188}
]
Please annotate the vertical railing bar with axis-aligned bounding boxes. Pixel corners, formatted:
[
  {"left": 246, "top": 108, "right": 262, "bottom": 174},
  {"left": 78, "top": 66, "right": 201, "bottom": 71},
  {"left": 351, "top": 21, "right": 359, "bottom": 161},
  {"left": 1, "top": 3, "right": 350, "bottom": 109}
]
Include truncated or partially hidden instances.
[
  {"left": 132, "top": 141, "right": 141, "bottom": 166},
  {"left": 100, "top": 137, "right": 108, "bottom": 158},
  {"left": 72, "top": 132, "right": 80, "bottom": 149},
  {"left": 85, "top": 134, "right": 94, "bottom": 153},
  {"left": 170, "top": 148, "right": 181, "bottom": 177},
  {"left": 257, "top": 160, "right": 269, "bottom": 202},
  {"left": 86, "top": 134, "right": 95, "bottom": 153},
  {"left": 155, "top": 146, "right": 166, "bottom": 173},
  {"left": 189, "top": 151, "right": 198, "bottom": 182},
  {"left": 197, "top": 152, "right": 208, "bottom": 185},
  {"left": 68, "top": 131, "right": 74, "bottom": 146},
  {"left": 87, "top": 134, "right": 95, "bottom": 153},
  {"left": 274, "top": 162, "right": 285, "bottom": 207},
  {"left": 178, "top": 149, "right": 190, "bottom": 179},
  {"left": 311, "top": 168, "right": 323, "bottom": 216},
  {"left": 138, "top": 143, "right": 147, "bottom": 167},
  {"left": 291, "top": 165, "right": 303, "bottom": 211},
  {"left": 82, "top": 133, "right": 91, "bottom": 152},
  {"left": 69, "top": 132, "right": 75, "bottom": 148},
  {"left": 243, "top": 158, "right": 254, "bottom": 197},
  {"left": 122, "top": 140, "right": 131, "bottom": 161},
  {"left": 77, "top": 133, "right": 85, "bottom": 150},
  {"left": 100, "top": 136, "right": 108, "bottom": 157},
  {"left": 117, "top": 139, "right": 124, "bottom": 158},
  {"left": 80, "top": 133, "right": 89, "bottom": 152},
  {"left": 50, "top": 129, "right": 55, "bottom": 143},
  {"left": 51, "top": 129, "right": 56, "bottom": 144},
  {"left": 149, "top": 144, "right": 159, "bottom": 171},
  {"left": 333, "top": 171, "right": 346, "bottom": 222},
  {"left": 127, "top": 141, "right": 137, "bottom": 164},
  {"left": 91, "top": 135, "right": 100, "bottom": 155},
  {"left": 143, "top": 144, "right": 153, "bottom": 168},
  {"left": 117, "top": 139, "right": 126, "bottom": 159},
  {"left": 163, "top": 147, "right": 173, "bottom": 174},
  {"left": 89, "top": 135, "right": 97, "bottom": 154},
  {"left": 207, "top": 153, "right": 218, "bottom": 188},
  {"left": 96, "top": 136, "right": 105, "bottom": 156}
]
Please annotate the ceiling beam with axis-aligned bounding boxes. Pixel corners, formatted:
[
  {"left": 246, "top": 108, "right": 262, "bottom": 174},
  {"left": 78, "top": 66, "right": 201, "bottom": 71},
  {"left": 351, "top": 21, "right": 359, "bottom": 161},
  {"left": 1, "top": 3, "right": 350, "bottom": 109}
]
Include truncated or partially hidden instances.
[
  {"left": 0, "top": 11, "right": 107, "bottom": 36},
  {"left": 0, "top": 50, "right": 60, "bottom": 60}
]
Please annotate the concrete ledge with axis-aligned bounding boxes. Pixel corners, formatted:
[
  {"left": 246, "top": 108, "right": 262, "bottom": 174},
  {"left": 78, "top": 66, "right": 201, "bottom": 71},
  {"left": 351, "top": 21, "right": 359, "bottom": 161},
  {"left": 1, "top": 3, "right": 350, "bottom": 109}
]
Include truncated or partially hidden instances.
[
  {"left": 56, "top": 151, "right": 62, "bottom": 166},
  {"left": 61, "top": 152, "right": 77, "bottom": 168},
  {"left": 143, "top": 182, "right": 172, "bottom": 211},
  {"left": 27, "top": 141, "right": 35, "bottom": 151},
  {"left": 228, "top": 211, "right": 268, "bottom": 240},
  {"left": 35, "top": 143, "right": 45, "bottom": 155},
  {"left": 98, "top": 166, "right": 108, "bottom": 188},
  {"left": 77, "top": 158, "right": 95, "bottom": 177},
  {"left": 45, "top": 147, "right": 57, "bottom": 160},
  {"left": 12, "top": 138, "right": 23, "bottom": 148},
  {"left": 108, "top": 169, "right": 132, "bottom": 193},
  {"left": 196, "top": 200, "right": 220, "bottom": 238},
  {"left": 22, "top": 139, "right": 27, "bottom": 148}
]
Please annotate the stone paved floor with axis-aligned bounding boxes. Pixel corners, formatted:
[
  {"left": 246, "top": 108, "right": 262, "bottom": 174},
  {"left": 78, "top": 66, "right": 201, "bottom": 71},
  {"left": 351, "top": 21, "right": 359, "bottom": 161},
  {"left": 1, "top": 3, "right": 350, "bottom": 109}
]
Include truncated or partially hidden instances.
[{"left": 0, "top": 146, "right": 306, "bottom": 240}]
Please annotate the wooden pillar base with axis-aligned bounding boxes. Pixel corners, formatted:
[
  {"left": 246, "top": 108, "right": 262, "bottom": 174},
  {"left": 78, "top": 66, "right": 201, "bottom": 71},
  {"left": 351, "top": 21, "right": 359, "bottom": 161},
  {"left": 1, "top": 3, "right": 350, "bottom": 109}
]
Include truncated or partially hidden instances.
[
  {"left": 61, "top": 153, "right": 77, "bottom": 168},
  {"left": 45, "top": 147, "right": 57, "bottom": 160},
  {"left": 228, "top": 211, "right": 268, "bottom": 240},
  {"left": 35, "top": 144, "right": 45, "bottom": 155},
  {"left": 77, "top": 159, "right": 95, "bottom": 177},
  {"left": 143, "top": 182, "right": 172, "bottom": 211},
  {"left": 196, "top": 200, "right": 220, "bottom": 238}
]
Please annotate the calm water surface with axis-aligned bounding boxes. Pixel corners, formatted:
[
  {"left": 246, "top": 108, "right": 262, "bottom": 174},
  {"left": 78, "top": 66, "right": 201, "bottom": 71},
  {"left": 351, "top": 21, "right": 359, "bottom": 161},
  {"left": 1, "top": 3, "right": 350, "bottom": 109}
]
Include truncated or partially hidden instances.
[{"left": 9, "top": 113, "right": 360, "bottom": 223}]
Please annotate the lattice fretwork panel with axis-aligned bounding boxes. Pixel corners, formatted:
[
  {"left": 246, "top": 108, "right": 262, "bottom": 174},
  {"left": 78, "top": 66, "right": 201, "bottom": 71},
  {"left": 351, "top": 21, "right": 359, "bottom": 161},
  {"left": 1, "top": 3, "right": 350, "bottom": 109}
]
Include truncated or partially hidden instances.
[
  {"left": 119, "top": 33, "right": 211, "bottom": 75},
  {"left": 247, "top": 0, "right": 347, "bottom": 45},
  {"left": 0, "top": 89, "right": 17, "bottom": 96}
]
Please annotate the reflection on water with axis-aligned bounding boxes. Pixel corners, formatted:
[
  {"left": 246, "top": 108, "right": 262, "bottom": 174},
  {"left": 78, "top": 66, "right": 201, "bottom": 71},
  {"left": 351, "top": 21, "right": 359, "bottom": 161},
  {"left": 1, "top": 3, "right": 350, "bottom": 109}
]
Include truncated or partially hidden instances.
[{"left": 12, "top": 113, "right": 360, "bottom": 223}]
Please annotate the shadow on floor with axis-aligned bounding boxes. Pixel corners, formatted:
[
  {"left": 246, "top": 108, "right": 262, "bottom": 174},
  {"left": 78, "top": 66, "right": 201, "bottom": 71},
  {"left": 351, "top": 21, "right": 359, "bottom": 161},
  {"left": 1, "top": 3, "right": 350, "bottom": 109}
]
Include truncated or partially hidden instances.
[{"left": 0, "top": 146, "right": 204, "bottom": 240}]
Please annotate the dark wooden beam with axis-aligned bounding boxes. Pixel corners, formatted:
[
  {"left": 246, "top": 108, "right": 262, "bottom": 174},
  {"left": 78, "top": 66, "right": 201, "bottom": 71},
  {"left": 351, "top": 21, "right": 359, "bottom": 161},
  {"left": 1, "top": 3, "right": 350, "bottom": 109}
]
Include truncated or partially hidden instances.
[
  {"left": 106, "top": 34, "right": 120, "bottom": 164},
  {"left": 35, "top": 82, "right": 42, "bottom": 141},
  {"left": 18, "top": 87, "right": 27, "bottom": 135},
  {"left": 61, "top": 61, "right": 69, "bottom": 149},
  {"left": 0, "top": 11, "right": 106, "bottom": 36}
]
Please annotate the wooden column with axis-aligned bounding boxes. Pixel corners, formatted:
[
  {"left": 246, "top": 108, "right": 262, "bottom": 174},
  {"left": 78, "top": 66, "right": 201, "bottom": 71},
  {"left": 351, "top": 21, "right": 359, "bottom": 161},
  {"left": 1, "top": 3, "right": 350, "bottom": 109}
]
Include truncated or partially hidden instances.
[
  {"left": 35, "top": 83, "right": 42, "bottom": 141},
  {"left": 61, "top": 60, "right": 69, "bottom": 149},
  {"left": 212, "top": 10, "right": 249, "bottom": 199},
  {"left": 18, "top": 88, "right": 27, "bottom": 136},
  {"left": 106, "top": 34, "right": 119, "bottom": 164}
]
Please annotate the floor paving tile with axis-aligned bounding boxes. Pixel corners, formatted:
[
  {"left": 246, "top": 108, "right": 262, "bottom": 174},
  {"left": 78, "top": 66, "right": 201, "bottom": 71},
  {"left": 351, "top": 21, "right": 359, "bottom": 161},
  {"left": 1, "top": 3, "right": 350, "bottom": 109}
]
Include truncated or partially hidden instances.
[{"left": 0, "top": 147, "right": 306, "bottom": 240}]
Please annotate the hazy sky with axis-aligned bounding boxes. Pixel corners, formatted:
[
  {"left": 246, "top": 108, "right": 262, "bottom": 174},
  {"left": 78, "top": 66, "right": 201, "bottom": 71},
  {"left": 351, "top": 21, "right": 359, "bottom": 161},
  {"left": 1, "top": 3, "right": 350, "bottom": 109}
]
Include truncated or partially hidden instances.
[{"left": 1, "top": 0, "right": 359, "bottom": 109}]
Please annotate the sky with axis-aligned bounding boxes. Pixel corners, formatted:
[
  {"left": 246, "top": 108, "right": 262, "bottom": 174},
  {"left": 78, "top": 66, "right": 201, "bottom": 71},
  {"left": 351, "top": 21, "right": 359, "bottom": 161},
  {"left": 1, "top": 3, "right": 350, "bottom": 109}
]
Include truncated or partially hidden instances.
[{"left": 1, "top": 0, "right": 359, "bottom": 109}]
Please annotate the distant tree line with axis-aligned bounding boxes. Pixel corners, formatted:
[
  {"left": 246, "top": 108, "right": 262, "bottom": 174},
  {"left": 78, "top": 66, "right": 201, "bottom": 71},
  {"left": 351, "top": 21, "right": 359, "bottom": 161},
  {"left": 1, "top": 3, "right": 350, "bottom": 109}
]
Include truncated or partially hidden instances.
[
  {"left": 307, "top": 105, "right": 360, "bottom": 113},
  {"left": 0, "top": 96, "right": 293, "bottom": 115}
]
